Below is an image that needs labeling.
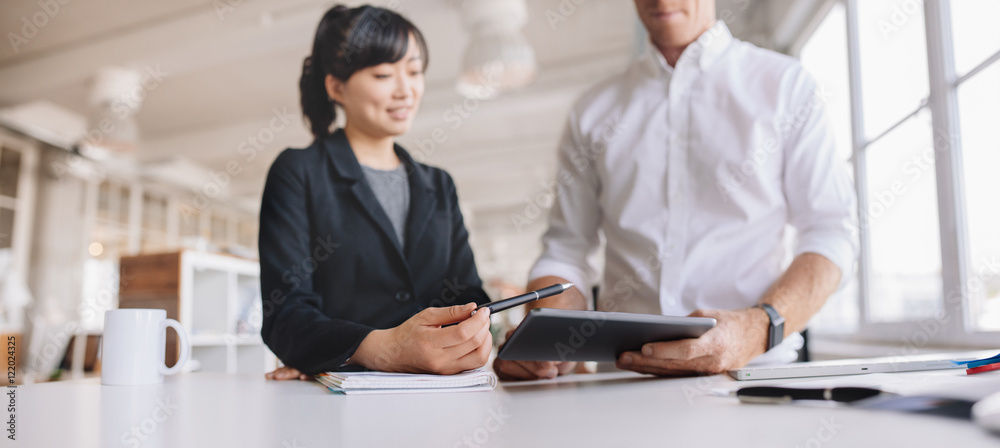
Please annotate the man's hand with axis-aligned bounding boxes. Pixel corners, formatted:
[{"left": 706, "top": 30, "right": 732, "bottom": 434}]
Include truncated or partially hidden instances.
[{"left": 615, "top": 308, "right": 769, "bottom": 375}]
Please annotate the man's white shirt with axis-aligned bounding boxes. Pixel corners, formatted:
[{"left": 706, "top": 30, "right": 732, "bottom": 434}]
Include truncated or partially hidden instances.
[{"left": 529, "top": 22, "right": 858, "bottom": 363}]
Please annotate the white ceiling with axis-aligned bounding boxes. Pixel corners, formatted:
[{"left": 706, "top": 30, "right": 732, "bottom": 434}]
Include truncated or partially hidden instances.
[{"left": 0, "top": 0, "right": 817, "bottom": 283}]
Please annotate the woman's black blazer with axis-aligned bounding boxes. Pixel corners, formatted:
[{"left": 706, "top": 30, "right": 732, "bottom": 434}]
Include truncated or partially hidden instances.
[{"left": 258, "top": 128, "right": 489, "bottom": 374}]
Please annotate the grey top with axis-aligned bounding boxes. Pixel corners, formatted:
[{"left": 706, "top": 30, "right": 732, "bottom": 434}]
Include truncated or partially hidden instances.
[{"left": 361, "top": 164, "right": 410, "bottom": 248}]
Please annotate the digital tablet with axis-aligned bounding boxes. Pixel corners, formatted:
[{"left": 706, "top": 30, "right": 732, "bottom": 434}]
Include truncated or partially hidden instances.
[{"left": 496, "top": 308, "right": 717, "bottom": 362}]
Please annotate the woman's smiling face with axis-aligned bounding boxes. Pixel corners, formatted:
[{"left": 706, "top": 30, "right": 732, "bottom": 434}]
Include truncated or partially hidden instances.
[{"left": 327, "top": 33, "right": 425, "bottom": 139}]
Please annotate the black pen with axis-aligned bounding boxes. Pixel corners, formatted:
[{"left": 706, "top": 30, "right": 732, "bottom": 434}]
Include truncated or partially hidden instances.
[
  {"left": 736, "top": 386, "right": 884, "bottom": 404},
  {"left": 474, "top": 283, "right": 574, "bottom": 315}
]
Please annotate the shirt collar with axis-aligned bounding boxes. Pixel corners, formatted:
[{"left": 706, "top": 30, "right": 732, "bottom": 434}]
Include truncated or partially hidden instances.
[{"left": 646, "top": 20, "right": 733, "bottom": 75}]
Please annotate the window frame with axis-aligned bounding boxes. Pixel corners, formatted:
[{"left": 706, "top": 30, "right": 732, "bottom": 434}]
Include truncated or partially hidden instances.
[
  {"left": 793, "top": 0, "right": 1000, "bottom": 347},
  {"left": 0, "top": 131, "right": 40, "bottom": 284}
]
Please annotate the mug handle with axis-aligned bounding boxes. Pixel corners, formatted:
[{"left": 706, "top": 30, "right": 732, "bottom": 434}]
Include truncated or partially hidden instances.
[{"left": 160, "top": 318, "right": 190, "bottom": 376}]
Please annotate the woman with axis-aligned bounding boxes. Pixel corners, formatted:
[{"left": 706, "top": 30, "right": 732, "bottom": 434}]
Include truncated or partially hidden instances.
[{"left": 259, "top": 4, "right": 492, "bottom": 379}]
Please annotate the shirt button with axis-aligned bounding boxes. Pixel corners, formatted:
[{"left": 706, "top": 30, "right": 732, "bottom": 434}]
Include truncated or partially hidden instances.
[{"left": 394, "top": 291, "right": 411, "bottom": 302}]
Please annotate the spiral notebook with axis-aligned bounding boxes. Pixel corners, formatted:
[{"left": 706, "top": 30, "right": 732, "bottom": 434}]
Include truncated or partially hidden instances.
[{"left": 316, "top": 369, "right": 498, "bottom": 395}]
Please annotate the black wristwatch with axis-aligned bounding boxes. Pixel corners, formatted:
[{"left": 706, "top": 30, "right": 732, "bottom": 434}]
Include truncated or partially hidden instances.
[{"left": 757, "top": 304, "right": 785, "bottom": 352}]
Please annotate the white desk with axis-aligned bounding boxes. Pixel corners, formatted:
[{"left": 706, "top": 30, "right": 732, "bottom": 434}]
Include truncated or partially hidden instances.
[{"left": 15, "top": 370, "right": 1000, "bottom": 447}]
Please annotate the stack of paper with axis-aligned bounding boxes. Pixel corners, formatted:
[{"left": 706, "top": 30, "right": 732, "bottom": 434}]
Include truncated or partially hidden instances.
[{"left": 316, "top": 369, "right": 498, "bottom": 395}]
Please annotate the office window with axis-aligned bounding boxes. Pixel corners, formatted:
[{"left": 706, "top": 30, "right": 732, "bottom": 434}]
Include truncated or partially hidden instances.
[
  {"left": 799, "top": 2, "right": 858, "bottom": 333},
  {"left": 856, "top": 0, "right": 929, "bottom": 139},
  {"left": 957, "top": 45, "right": 1000, "bottom": 332},
  {"left": 0, "top": 207, "right": 13, "bottom": 249},
  {"left": 142, "top": 193, "right": 168, "bottom": 253},
  {"left": 0, "top": 147, "right": 20, "bottom": 198},
  {"left": 93, "top": 181, "right": 131, "bottom": 257},
  {"left": 802, "top": 1, "right": 944, "bottom": 323},
  {"left": 0, "top": 146, "right": 25, "bottom": 251},
  {"left": 950, "top": 0, "right": 1000, "bottom": 76},
  {"left": 0, "top": 147, "right": 17, "bottom": 249},
  {"left": 795, "top": 0, "right": 1000, "bottom": 343},
  {"left": 210, "top": 212, "right": 228, "bottom": 249},
  {"left": 238, "top": 220, "right": 257, "bottom": 250},
  {"left": 800, "top": 3, "right": 853, "bottom": 170},
  {"left": 864, "top": 108, "right": 942, "bottom": 322},
  {"left": 179, "top": 203, "right": 201, "bottom": 241},
  {"left": 853, "top": 0, "right": 943, "bottom": 323}
]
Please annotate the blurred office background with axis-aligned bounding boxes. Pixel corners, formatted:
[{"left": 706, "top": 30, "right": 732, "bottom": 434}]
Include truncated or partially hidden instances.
[{"left": 0, "top": 0, "right": 997, "bottom": 382}]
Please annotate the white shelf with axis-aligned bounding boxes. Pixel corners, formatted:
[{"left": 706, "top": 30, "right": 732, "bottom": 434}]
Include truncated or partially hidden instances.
[{"left": 177, "top": 250, "right": 276, "bottom": 374}]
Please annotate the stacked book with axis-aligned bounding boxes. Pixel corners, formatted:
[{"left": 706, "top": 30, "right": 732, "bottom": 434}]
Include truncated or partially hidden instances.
[{"left": 316, "top": 369, "right": 498, "bottom": 395}]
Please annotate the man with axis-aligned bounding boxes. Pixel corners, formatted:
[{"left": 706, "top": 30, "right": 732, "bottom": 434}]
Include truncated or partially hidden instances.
[{"left": 493, "top": 0, "right": 857, "bottom": 380}]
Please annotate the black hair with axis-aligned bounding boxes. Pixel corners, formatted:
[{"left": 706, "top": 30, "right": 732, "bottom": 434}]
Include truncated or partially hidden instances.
[{"left": 299, "top": 4, "right": 429, "bottom": 140}]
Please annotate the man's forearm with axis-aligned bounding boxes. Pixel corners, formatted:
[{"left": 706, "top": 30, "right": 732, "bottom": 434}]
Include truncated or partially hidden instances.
[
  {"left": 525, "top": 276, "right": 588, "bottom": 311},
  {"left": 757, "top": 252, "right": 842, "bottom": 339}
]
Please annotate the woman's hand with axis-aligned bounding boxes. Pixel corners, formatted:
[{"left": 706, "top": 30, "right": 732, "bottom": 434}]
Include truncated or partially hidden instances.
[
  {"left": 350, "top": 302, "right": 493, "bottom": 375},
  {"left": 264, "top": 365, "right": 312, "bottom": 381}
]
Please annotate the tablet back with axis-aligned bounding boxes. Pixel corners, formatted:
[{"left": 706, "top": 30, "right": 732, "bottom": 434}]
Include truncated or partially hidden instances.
[{"left": 497, "top": 308, "right": 716, "bottom": 362}]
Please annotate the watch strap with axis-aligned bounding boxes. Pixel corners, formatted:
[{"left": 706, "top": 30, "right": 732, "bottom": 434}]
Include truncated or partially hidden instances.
[{"left": 757, "top": 303, "right": 785, "bottom": 351}]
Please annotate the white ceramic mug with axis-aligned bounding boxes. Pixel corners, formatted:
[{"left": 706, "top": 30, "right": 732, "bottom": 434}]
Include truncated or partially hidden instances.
[{"left": 102, "top": 309, "right": 190, "bottom": 385}]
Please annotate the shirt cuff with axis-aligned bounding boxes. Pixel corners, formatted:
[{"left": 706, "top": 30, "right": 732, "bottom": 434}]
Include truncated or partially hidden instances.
[{"left": 794, "top": 230, "right": 857, "bottom": 290}]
